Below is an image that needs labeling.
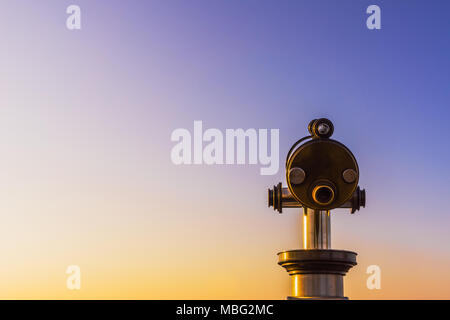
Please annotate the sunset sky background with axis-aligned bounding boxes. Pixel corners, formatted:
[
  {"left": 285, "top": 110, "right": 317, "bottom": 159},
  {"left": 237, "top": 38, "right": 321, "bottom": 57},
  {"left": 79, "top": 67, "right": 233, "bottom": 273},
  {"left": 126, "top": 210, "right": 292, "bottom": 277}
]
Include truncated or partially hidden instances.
[{"left": 1, "top": 0, "right": 450, "bottom": 299}]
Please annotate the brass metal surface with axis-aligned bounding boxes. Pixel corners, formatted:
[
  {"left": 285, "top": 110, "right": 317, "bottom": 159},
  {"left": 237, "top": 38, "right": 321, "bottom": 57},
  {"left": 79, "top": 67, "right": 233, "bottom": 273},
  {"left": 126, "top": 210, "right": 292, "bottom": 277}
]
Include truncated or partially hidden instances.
[{"left": 286, "top": 138, "right": 359, "bottom": 210}]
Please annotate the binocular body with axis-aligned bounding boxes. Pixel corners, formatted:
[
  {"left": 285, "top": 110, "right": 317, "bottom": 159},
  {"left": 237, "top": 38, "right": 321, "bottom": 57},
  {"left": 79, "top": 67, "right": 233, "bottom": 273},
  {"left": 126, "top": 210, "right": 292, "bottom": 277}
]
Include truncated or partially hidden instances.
[
  {"left": 269, "top": 118, "right": 365, "bottom": 214},
  {"left": 267, "top": 118, "right": 366, "bottom": 300}
]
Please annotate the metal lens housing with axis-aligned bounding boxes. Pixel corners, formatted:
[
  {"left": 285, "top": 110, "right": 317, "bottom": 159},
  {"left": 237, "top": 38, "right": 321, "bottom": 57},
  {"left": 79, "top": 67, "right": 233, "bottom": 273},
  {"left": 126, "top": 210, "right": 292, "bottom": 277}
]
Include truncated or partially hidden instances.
[
  {"left": 286, "top": 138, "right": 359, "bottom": 210},
  {"left": 312, "top": 185, "right": 335, "bottom": 206}
]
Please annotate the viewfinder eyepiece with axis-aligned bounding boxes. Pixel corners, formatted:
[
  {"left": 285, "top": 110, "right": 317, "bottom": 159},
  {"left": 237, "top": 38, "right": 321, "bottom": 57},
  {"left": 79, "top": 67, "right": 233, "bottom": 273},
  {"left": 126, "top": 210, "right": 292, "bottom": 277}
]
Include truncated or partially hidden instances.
[
  {"left": 312, "top": 185, "right": 335, "bottom": 206},
  {"left": 308, "top": 118, "right": 334, "bottom": 138}
]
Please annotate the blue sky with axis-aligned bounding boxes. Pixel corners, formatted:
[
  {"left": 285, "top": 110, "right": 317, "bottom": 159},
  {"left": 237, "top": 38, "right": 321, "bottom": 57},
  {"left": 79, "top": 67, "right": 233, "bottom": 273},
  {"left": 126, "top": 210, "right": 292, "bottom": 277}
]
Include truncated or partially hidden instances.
[{"left": 1, "top": 0, "right": 449, "bottom": 298}]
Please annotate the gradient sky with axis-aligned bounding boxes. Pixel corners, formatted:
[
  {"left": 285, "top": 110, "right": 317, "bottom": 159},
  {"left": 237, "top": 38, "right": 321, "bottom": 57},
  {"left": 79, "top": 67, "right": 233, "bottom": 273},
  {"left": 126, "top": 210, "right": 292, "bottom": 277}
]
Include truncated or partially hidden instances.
[{"left": 1, "top": 0, "right": 449, "bottom": 299}]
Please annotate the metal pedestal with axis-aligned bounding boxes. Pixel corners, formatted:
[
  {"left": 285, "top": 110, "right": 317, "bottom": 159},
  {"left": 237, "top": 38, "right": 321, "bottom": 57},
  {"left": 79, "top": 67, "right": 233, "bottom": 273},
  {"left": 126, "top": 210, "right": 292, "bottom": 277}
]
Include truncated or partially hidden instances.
[
  {"left": 278, "top": 208, "right": 357, "bottom": 299},
  {"left": 278, "top": 249, "right": 357, "bottom": 300}
]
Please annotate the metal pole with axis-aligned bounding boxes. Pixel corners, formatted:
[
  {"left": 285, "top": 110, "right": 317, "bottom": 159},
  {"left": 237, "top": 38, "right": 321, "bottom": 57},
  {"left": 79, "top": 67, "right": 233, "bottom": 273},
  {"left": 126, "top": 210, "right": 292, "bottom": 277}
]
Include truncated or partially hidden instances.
[{"left": 302, "top": 208, "right": 330, "bottom": 249}]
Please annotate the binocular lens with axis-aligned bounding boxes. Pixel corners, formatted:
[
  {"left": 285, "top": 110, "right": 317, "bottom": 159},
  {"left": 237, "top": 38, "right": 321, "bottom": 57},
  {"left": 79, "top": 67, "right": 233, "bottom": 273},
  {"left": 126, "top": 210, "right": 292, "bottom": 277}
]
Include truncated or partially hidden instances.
[{"left": 312, "top": 185, "right": 335, "bottom": 206}]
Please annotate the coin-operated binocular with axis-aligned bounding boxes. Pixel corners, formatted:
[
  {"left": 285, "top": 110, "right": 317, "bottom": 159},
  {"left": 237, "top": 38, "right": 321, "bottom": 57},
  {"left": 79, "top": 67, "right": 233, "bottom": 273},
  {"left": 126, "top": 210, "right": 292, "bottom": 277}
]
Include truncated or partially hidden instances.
[{"left": 268, "top": 118, "right": 366, "bottom": 300}]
